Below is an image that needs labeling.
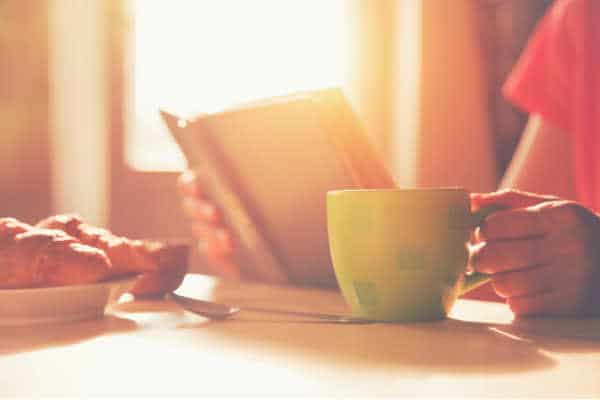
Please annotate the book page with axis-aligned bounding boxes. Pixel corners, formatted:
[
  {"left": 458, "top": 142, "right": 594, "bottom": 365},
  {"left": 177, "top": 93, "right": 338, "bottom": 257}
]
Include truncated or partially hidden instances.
[{"left": 200, "top": 97, "right": 356, "bottom": 286}]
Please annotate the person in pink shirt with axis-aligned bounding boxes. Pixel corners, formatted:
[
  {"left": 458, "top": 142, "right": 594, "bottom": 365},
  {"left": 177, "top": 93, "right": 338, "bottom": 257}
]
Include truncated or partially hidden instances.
[
  {"left": 463, "top": 0, "right": 600, "bottom": 315},
  {"left": 466, "top": 0, "right": 600, "bottom": 314},
  {"left": 178, "top": 0, "right": 600, "bottom": 317}
]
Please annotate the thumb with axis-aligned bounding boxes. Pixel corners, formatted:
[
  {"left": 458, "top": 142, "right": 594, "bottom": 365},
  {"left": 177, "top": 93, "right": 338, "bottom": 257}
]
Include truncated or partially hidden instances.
[{"left": 470, "top": 189, "right": 558, "bottom": 211}]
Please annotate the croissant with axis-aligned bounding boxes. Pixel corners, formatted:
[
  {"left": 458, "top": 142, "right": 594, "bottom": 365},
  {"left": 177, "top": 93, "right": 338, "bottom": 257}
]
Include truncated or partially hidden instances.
[
  {"left": 0, "top": 217, "right": 111, "bottom": 289},
  {"left": 36, "top": 214, "right": 189, "bottom": 297}
]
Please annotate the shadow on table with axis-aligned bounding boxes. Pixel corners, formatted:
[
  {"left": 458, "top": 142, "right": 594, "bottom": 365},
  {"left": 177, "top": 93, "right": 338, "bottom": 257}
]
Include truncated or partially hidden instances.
[
  {"left": 0, "top": 315, "right": 138, "bottom": 356},
  {"left": 178, "top": 281, "right": 557, "bottom": 375},
  {"left": 200, "top": 317, "right": 556, "bottom": 374},
  {"left": 491, "top": 317, "right": 600, "bottom": 354}
]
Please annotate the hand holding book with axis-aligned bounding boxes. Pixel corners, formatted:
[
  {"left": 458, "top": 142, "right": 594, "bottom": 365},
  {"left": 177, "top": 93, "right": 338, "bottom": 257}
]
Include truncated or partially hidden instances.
[{"left": 177, "top": 170, "right": 239, "bottom": 279}]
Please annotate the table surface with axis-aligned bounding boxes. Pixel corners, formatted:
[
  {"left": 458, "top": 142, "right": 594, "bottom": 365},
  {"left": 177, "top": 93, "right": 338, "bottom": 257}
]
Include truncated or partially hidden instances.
[{"left": 2, "top": 273, "right": 600, "bottom": 397}]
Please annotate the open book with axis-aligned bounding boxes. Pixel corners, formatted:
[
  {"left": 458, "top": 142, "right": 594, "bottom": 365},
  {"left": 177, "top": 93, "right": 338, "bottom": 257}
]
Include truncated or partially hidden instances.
[{"left": 161, "top": 88, "right": 396, "bottom": 287}]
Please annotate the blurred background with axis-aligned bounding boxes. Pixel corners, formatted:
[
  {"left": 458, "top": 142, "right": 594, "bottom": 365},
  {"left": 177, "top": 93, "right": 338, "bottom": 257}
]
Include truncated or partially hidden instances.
[{"left": 1, "top": 0, "right": 551, "bottom": 270}]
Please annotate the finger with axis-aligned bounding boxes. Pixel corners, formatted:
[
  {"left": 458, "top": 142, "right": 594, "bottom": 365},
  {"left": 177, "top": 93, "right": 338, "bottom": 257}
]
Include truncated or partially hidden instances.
[
  {"left": 490, "top": 263, "right": 557, "bottom": 299},
  {"left": 470, "top": 189, "right": 558, "bottom": 211},
  {"left": 214, "top": 228, "right": 234, "bottom": 254},
  {"left": 198, "top": 241, "right": 240, "bottom": 279},
  {"left": 177, "top": 170, "right": 200, "bottom": 197},
  {"left": 197, "top": 240, "right": 231, "bottom": 277},
  {"left": 473, "top": 225, "right": 588, "bottom": 275},
  {"left": 479, "top": 208, "right": 546, "bottom": 240},
  {"left": 191, "top": 222, "right": 217, "bottom": 239},
  {"left": 480, "top": 201, "right": 583, "bottom": 241},
  {"left": 470, "top": 237, "right": 549, "bottom": 274},
  {"left": 210, "top": 259, "right": 242, "bottom": 280},
  {"left": 183, "top": 198, "right": 220, "bottom": 224},
  {"left": 193, "top": 224, "right": 234, "bottom": 256},
  {"left": 507, "top": 288, "right": 583, "bottom": 317}
]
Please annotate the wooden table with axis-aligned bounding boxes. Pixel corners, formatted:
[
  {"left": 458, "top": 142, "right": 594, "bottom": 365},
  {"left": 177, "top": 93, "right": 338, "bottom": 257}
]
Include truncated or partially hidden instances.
[{"left": 2, "top": 274, "right": 600, "bottom": 397}]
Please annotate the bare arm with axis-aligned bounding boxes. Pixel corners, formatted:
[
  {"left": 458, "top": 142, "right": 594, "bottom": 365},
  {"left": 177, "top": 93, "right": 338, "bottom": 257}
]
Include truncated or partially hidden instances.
[{"left": 500, "top": 114, "right": 576, "bottom": 200}]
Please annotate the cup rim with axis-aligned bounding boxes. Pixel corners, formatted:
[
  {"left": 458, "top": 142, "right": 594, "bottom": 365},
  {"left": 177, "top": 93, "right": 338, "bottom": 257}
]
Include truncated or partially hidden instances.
[{"left": 327, "top": 187, "right": 467, "bottom": 195}]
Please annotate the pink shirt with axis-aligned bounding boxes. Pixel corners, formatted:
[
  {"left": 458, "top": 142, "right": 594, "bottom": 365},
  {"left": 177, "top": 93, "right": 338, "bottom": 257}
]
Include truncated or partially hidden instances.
[{"left": 503, "top": 0, "right": 600, "bottom": 211}]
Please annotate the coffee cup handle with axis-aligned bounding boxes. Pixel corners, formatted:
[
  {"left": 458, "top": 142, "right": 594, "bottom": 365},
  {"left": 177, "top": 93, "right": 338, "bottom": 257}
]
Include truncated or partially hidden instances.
[{"left": 460, "top": 205, "right": 504, "bottom": 295}]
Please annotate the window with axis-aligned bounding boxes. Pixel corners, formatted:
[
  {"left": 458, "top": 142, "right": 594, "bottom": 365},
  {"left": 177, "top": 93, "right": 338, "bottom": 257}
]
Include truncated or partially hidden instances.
[{"left": 128, "top": 0, "right": 349, "bottom": 171}]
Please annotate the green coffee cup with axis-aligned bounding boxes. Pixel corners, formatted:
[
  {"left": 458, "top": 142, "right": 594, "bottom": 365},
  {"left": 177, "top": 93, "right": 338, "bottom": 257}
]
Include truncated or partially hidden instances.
[{"left": 327, "top": 188, "right": 497, "bottom": 322}]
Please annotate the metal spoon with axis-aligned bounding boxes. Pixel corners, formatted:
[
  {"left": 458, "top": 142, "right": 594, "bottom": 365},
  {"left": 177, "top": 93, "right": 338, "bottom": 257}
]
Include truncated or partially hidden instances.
[{"left": 168, "top": 292, "right": 374, "bottom": 324}]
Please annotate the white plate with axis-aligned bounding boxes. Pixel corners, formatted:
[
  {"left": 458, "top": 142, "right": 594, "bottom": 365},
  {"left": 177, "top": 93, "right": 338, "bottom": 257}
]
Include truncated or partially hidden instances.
[{"left": 0, "top": 278, "right": 135, "bottom": 326}]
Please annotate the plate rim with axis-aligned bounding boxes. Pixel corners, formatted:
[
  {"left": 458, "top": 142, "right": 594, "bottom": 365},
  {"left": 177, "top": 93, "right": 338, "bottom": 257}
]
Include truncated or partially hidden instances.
[{"left": 0, "top": 276, "right": 137, "bottom": 294}]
